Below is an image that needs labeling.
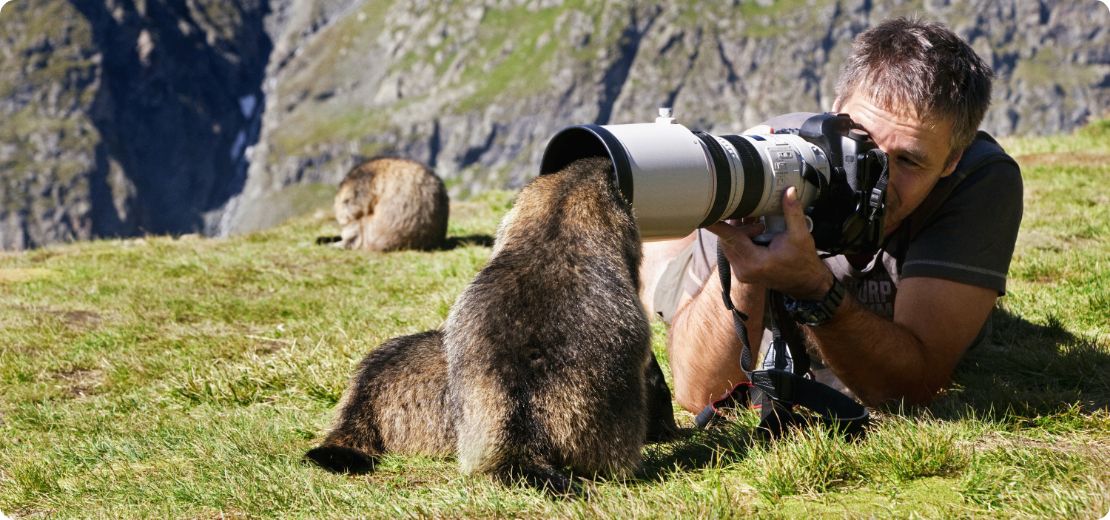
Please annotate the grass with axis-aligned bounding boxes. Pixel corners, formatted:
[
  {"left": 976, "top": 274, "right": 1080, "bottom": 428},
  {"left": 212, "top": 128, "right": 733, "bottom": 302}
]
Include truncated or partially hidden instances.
[{"left": 1, "top": 123, "right": 1108, "bottom": 518}]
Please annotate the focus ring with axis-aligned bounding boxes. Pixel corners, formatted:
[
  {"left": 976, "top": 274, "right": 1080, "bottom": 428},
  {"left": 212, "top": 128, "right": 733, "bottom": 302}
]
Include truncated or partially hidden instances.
[
  {"left": 694, "top": 131, "right": 733, "bottom": 227},
  {"left": 722, "top": 135, "right": 765, "bottom": 219}
]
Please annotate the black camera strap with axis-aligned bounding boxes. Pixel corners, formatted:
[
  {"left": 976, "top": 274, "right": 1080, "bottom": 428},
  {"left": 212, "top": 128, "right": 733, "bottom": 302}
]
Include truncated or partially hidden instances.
[{"left": 693, "top": 245, "right": 869, "bottom": 439}]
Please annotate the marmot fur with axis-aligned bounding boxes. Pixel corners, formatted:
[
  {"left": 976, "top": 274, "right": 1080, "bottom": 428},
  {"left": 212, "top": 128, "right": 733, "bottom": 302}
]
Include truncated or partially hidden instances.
[
  {"left": 334, "top": 157, "right": 448, "bottom": 251},
  {"left": 305, "top": 331, "right": 454, "bottom": 473},
  {"left": 445, "top": 156, "right": 669, "bottom": 494}
]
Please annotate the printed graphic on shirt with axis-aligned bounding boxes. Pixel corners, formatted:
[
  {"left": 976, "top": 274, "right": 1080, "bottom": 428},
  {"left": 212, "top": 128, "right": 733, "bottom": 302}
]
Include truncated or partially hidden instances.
[
  {"left": 857, "top": 279, "right": 895, "bottom": 316},
  {"left": 839, "top": 275, "right": 896, "bottom": 318}
]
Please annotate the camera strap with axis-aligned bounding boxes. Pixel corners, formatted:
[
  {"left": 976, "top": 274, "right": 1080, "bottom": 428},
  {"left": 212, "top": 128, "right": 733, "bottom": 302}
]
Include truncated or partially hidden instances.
[{"left": 694, "top": 245, "right": 869, "bottom": 439}]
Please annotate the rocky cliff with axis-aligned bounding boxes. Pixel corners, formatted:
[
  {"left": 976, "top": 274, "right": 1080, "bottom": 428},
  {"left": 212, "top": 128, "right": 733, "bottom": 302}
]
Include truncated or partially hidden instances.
[
  {"left": 1, "top": 0, "right": 1107, "bottom": 249},
  {"left": 0, "top": 0, "right": 270, "bottom": 249}
]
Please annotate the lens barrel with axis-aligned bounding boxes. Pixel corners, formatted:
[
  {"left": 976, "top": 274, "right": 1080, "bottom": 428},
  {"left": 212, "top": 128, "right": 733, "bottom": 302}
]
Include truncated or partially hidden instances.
[{"left": 540, "top": 120, "right": 831, "bottom": 239}]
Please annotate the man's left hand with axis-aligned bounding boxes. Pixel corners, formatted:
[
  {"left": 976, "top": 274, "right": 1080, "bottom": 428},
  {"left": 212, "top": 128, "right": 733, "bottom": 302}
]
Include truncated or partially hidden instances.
[{"left": 707, "top": 187, "right": 833, "bottom": 300}]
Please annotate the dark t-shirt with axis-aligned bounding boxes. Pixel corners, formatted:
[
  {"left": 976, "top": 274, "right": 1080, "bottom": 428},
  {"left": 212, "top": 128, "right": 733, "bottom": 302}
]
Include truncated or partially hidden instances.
[{"left": 656, "top": 116, "right": 1023, "bottom": 386}]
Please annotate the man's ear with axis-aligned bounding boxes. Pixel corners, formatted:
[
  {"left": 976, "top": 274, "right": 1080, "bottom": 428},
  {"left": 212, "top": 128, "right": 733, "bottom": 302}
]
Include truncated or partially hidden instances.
[{"left": 940, "top": 150, "right": 963, "bottom": 178}]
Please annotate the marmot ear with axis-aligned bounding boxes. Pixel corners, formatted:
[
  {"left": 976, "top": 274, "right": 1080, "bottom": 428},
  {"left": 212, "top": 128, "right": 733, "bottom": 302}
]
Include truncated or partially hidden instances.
[{"left": 304, "top": 445, "right": 377, "bottom": 474}]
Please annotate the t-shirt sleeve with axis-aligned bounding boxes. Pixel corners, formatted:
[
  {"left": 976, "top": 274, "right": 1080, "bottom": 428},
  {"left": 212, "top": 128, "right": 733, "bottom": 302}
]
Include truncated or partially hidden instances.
[{"left": 900, "top": 158, "right": 1023, "bottom": 294}]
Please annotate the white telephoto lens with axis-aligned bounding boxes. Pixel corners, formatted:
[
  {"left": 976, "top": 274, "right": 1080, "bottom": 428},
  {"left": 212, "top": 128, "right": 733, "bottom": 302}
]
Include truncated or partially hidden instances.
[{"left": 541, "top": 122, "right": 831, "bottom": 239}]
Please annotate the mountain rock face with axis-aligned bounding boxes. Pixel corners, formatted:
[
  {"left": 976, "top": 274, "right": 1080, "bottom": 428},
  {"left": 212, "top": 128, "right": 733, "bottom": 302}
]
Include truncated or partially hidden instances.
[
  {"left": 0, "top": 0, "right": 270, "bottom": 249},
  {"left": 1, "top": 0, "right": 1107, "bottom": 249}
]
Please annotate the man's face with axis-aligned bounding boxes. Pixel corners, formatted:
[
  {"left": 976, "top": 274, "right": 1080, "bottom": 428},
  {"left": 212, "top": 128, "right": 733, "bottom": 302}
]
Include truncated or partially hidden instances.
[{"left": 836, "top": 94, "right": 961, "bottom": 235}]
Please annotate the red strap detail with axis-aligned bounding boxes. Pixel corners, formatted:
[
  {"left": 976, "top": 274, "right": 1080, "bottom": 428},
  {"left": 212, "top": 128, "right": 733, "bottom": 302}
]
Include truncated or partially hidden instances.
[{"left": 710, "top": 381, "right": 755, "bottom": 410}]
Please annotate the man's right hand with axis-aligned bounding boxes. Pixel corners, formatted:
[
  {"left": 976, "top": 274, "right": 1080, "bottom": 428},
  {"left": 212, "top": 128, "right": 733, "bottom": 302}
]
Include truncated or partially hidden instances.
[{"left": 707, "top": 187, "right": 834, "bottom": 301}]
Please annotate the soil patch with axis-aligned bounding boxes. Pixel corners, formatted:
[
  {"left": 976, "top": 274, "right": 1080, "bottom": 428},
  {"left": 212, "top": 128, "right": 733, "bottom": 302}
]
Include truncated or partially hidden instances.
[
  {"left": 53, "top": 367, "right": 106, "bottom": 398},
  {"left": 0, "top": 268, "right": 55, "bottom": 283}
]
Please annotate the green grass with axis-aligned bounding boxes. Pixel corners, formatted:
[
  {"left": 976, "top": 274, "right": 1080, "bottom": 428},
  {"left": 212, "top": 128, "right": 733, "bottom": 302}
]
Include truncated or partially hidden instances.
[{"left": 1, "top": 125, "right": 1108, "bottom": 518}]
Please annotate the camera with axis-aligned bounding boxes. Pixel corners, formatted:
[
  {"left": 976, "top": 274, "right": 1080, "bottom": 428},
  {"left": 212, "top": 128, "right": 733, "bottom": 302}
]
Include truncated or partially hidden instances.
[{"left": 539, "top": 110, "right": 890, "bottom": 255}]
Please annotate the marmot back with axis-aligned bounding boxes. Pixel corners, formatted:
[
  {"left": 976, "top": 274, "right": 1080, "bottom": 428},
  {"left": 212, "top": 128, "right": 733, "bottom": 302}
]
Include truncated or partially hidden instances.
[
  {"left": 334, "top": 157, "right": 449, "bottom": 251},
  {"left": 305, "top": 331, "right": 455, "bottom": 473},
  {"left": 445, "top": 156, "right": 664, "bottom": 493}
]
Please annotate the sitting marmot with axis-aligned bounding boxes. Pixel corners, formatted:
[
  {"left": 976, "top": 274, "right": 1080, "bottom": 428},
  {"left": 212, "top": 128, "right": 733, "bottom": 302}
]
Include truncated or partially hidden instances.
[{"left": 333, "top": 157, "right": 449, "bottom": 251}]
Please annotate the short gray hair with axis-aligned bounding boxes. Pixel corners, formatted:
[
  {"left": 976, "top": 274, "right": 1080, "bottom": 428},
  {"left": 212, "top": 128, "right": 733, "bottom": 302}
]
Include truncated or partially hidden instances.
[{"left": 834, "top": 17, "right": 994, "bottom": 159}]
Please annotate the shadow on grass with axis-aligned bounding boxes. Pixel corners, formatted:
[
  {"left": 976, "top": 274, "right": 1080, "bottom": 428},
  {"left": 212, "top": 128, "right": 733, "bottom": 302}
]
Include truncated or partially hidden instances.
[
  {"left": 634, "top": 423, "right": 758, "bottom": 483},
  {"left": 313, "top": 234, "right": 495, "bottom": 250},
  {"left": 929, "top": 308, "right": 1110, "bottom": 421},
  {"left": 440, "top": 234, "right": 495, "bottom": 250}
]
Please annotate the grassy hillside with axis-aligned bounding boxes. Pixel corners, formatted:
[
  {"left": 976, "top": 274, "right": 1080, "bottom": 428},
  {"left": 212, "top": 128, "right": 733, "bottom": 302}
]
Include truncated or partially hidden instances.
[{"left": 1, "top": 123, "right": 1108, "bottom": 518}]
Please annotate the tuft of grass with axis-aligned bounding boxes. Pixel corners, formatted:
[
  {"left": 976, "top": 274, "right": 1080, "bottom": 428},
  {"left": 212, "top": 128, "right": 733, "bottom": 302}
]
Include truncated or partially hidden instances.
[
  {"left": 740, "top": 415, "right": 969, "bottom": 502},
  {"left": 743, "top": 424, "right": 862, "bottom": 500},
  {"left": 960, "top": 442, "right": 1107, "bottom": 517}
]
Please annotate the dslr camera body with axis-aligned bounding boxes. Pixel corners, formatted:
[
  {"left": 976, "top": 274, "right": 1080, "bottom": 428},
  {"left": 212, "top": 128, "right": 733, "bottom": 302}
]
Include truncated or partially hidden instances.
[{"left": 540, "top": 110, "right": 890, "bottom": 255}]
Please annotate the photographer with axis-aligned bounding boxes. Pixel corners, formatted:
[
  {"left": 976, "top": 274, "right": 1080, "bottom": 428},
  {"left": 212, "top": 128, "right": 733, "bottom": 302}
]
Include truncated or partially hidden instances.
[{"left": 644, "top": 17, "right": 1023, "bottom": 411}]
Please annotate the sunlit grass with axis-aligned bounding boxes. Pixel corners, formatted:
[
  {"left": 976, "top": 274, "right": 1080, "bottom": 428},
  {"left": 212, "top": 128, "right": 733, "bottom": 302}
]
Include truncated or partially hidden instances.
[{"left": 0, "top": 126, "right": 1107, "bottom": 517}]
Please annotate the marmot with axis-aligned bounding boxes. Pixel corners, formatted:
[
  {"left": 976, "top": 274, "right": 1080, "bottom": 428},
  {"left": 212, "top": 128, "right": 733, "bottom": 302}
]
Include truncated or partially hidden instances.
[
  {"left": 446, "top": 156, "right": 670, "bottom": 494},
  {"left": 306, "top": 157, "right": 677, "bottom": 493},
  {"left": 304, "top": 330, "right": 455, "bottom": 473},
  {"left": 333, "top": 157, "right": 449, "bottom": 251}
]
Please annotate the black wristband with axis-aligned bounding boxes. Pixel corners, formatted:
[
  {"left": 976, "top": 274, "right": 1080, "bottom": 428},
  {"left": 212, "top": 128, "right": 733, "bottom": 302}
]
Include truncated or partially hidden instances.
[{"left": 783, "top": 276, "right": 846, "bottom": 326}]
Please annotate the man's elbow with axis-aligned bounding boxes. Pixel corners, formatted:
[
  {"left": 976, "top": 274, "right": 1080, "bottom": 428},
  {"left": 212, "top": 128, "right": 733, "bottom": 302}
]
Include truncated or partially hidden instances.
[
  {"left": 862, "top": 375, "right": 950, "bottom": 407},
  {"left": 673, "top": 376, "right": 712, "bottom": 414},
  {"left": 900, "top": 383, "right": 945, "bottom": 407}
]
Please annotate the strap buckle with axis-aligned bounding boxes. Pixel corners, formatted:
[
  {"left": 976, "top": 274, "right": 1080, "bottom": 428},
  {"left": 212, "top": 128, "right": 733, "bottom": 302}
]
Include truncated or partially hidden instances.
[{"left": 694, "top": 381, "right": 754, "bottom": 429}]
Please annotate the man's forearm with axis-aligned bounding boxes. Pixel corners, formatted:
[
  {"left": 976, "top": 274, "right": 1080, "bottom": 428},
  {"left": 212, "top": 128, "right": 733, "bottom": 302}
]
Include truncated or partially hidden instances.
[
  {"left": 707, "top": 188, "right": 997, "bottom": 407},
  {"left": 805, "top": 293, "right": 937, "bottom": 405},
  {"left": 668, "top": 269, "right": 765, "bottom": 412}
]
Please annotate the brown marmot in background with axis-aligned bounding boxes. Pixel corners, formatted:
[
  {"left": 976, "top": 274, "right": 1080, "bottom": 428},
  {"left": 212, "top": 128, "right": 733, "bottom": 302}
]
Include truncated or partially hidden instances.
[
  {"left": 306, "top": 156, "right": 677, "bottom": 494},
  {"left": 333, "top": 157, "right": 449, "bottom": 251}
]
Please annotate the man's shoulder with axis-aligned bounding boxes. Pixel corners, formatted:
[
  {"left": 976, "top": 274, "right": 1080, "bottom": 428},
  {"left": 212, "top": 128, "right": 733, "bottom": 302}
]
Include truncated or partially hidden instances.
[
  {"left": 896, "top": 131, "right": 1023, "bottom": 254},
  {"left": 952, "top": 131, "right": 1021, "bottom": 185},
  {"left": 922, "top": 131, "right": 1022, "bottom": 217},
  {"left": 894, "top": 131, "right": 1024, "bottom": 294}
]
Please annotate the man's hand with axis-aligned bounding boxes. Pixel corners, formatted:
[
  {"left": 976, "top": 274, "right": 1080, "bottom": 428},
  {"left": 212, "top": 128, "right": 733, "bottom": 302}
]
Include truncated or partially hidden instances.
[{"left": 707, "top": 187, "right": 833, "bottom": 300}]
